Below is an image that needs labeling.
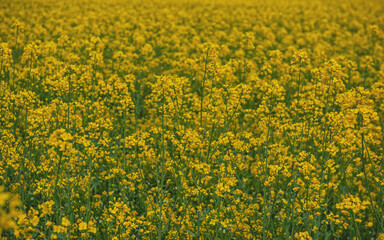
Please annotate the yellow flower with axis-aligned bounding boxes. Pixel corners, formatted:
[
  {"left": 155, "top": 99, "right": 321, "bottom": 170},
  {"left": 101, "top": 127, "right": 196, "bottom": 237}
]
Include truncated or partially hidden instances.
[
  {"left": 39, "top": 200, "right": 55, "bottom": 217},
  {"left": 62, "top": 217, "right": 71, "bottom": 227},
  {"left": 30, "top": 215, "right": 40, "bottom": 227},
  {"left": 366, "top": 222, "right": 373, "bottom": 227},
  {"left": 294, "top": 231, "right": 312, "bottom": 240},
  {"left": 53, "top": 225, "right": 67, "bottom": 233},
  {"left": 377, "top": 233, "right": 384, "bottom": 240},
  {"left": 79, "top": 222, "right": 87, "bottom": 231}
]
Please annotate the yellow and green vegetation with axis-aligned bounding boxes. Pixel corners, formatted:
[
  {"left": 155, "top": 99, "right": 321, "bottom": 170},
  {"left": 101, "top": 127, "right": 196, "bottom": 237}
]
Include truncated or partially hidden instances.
[{"left": 1, "top": 0, "right": 384, "bottom": 239}]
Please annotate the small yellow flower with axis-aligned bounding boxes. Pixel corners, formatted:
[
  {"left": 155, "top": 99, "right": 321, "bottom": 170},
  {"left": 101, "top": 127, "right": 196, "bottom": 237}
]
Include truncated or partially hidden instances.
[
  {"left": 30, "top": 215, "right": 40, "bottom": 227},
  {"left": 343, "top": 222, "right": 349, "bottom": 229},
  {"left": 79, "top": 222, "right": 87, "bottom": 231},
  {"left": 377, "top": 233, "right": 384, "bottom": 240},
  {"left": 294, "top": 231, "right": 312, "bottom": 240},
  {"left": 62, "top": 216, "right": 71, "bottom": 227}
]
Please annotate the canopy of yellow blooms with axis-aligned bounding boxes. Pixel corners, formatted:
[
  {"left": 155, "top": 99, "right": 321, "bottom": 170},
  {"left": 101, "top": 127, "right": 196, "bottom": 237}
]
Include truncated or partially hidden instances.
[{"left": 0, "top": 0, "right": 384, "bottom": 239}]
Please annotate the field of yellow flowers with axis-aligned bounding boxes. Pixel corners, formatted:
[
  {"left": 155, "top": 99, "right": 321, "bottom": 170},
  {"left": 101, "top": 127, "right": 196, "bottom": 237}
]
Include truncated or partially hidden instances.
[{"left": 1, "top": 0, "right": 384, "bottom": 239}]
